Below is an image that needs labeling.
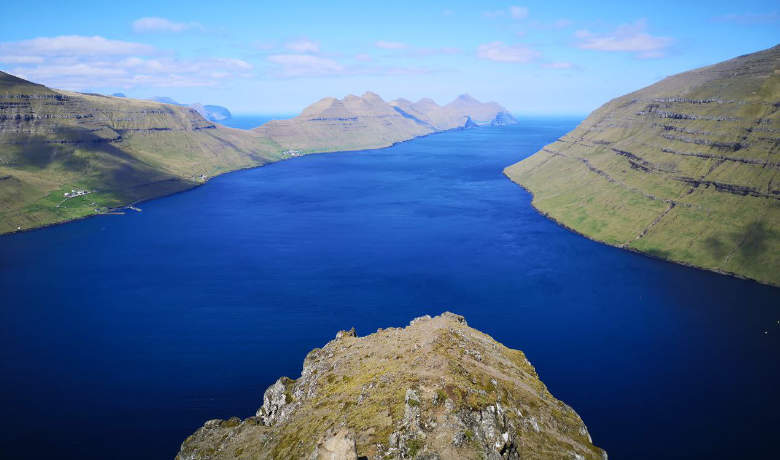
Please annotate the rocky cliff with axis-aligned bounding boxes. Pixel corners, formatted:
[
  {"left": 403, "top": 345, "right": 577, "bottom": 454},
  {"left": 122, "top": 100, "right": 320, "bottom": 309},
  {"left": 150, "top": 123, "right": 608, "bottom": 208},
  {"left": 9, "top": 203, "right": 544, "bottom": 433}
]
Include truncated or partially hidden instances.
[
  {"left": 177, "top": 313, "right": 605, "bottom": 460},
  {"left": 504, "top": 45, "right": 780, "bottom": 286}
]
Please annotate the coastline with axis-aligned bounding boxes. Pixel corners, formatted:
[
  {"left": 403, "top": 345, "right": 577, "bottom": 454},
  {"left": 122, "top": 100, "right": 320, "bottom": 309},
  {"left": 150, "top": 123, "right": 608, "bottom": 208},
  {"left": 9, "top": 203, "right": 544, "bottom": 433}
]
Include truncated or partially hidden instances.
[
  {"left": 0, "top": 124, "right": 479, "bottom": 238},
  {"left": 502, "top": 170, "right": 779, "bottom": 289}
]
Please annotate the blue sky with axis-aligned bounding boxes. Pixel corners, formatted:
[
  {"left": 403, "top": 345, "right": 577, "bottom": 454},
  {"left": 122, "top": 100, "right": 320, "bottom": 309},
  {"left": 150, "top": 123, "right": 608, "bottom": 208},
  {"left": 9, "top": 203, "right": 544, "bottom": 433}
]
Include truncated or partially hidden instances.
[{"left": 0, "top": 1, "right": 777, "bottom": 115}]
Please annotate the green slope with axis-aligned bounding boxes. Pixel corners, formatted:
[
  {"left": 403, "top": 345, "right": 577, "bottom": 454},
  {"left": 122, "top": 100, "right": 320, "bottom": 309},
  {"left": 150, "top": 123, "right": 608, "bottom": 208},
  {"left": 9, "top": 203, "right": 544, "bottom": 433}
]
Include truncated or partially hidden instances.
[
  {"left": 1, "top": 72, "right": 514, "bottom": 235},
  {"left": 0, "top": 71, "right": 283, "bottom": 234},
  {"left": 505, "top": 45, "right": 780, "bottom": 286}
]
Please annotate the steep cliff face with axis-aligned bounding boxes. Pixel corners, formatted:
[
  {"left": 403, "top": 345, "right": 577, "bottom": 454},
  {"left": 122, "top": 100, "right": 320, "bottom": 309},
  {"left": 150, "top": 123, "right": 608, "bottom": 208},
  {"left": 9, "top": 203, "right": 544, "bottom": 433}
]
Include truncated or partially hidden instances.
[
  {"left": 505, "top": 45, "right": 780, "bottom": 286},
  {"left": 177, "top": 313, "right": 605, "bottom": 460},
  {"left": 0, "top": 71, "right": 280, "bottom": 234}
]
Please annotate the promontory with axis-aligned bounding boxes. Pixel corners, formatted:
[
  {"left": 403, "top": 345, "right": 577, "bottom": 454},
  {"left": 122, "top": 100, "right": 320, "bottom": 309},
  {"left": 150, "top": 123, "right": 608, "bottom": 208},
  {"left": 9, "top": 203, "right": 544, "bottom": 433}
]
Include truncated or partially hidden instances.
[
  {"left": 176, "top": 313, "right": 605, "bottom": 460},
  {"left": 505, "top": 45, "right": 779, "bottom": 286}
]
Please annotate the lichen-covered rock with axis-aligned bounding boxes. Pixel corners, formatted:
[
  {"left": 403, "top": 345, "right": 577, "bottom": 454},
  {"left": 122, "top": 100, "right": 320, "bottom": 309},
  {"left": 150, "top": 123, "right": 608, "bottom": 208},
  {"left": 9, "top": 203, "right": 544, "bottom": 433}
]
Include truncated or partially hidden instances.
[{"left": 176, "top": 313, "right": 606, "bottom": 460}]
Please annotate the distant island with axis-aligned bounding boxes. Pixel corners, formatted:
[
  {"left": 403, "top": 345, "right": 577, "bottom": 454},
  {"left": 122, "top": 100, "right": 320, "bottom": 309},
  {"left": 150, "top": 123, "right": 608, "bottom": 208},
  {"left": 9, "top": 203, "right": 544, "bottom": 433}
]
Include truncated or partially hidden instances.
[
  {"left": 147, "top": 96, "right": 233, "bottom": 123},
  {"left": 177, "top": 313, "right": 606, "bottom": 460},
  {"left": 505, "top": 45, "right": 780, "bottom": 286},
  {"left": 0, "top": 71, "right": 514, "bottom": 235}
]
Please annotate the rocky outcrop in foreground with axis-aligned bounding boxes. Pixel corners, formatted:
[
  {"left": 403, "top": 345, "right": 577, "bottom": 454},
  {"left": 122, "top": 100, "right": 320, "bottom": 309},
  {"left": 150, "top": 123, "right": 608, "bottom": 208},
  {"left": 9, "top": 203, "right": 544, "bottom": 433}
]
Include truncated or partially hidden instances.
[
  {"left": 505, "top": 45, "right": 780, "bottom": 286},
  {"left": 177, "top": 313, "right": 605, "bottom": 460}
]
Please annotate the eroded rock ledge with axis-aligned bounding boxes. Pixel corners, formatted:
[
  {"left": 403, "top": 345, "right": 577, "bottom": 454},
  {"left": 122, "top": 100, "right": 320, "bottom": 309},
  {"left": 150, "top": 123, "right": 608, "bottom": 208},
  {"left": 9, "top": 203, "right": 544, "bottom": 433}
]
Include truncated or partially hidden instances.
[{"left": 176, "top": 313, "right": 605, "bottom": 460}]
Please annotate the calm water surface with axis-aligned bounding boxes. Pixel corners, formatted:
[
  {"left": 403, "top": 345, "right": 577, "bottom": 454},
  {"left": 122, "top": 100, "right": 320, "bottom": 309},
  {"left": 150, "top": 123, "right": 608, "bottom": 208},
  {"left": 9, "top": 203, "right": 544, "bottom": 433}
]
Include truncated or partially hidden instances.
[{"left": 0, "top": 121, "right": 777, "bottom": 459}]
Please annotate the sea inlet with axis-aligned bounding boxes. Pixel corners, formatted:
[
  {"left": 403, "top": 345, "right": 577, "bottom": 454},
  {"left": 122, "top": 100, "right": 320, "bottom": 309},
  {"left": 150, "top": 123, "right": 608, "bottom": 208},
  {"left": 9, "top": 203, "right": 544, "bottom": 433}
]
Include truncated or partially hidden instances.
[{"left": 0, "top": 120, "right": 777, "bottom": 459}]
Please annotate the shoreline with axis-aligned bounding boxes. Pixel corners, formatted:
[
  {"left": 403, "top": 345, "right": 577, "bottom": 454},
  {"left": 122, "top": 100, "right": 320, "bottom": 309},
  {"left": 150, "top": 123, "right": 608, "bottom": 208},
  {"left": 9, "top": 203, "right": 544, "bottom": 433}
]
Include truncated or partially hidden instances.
[
  {"left": 502, "top": 170, "right": 779, "bottom": 289},
  {"left": 0, "top": 124, "right": 481, "bottom": 238}
]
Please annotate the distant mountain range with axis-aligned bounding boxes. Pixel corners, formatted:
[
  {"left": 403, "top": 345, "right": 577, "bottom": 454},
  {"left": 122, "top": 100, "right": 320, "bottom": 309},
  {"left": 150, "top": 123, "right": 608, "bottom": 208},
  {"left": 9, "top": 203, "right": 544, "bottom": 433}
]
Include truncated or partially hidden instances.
[
  {"left": 256, "top": 91, "right": 515, "bottom": 153},
  {"left": 147, "top": 97, "right": 232, "bottom": 122},
  {"left": 0, "top": 71, "right": 515, "bottom": 234},
  {"left": 505, "top": 45, "right": 780, "bottom": 286}
]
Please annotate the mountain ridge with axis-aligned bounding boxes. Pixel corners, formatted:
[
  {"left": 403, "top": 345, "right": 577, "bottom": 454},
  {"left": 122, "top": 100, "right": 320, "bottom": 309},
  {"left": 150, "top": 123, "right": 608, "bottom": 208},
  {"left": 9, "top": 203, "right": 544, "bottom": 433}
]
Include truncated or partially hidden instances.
[{"left": 254, "top": 91, "right": 514, "bottom": 153}]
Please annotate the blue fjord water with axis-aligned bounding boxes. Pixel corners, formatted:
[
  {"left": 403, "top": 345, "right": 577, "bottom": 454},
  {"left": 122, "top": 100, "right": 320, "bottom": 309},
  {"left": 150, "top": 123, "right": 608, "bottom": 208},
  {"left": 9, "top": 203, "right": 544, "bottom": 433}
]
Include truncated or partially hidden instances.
[{"left": 0, "top": 120, "right": 777, "bottom": 459}]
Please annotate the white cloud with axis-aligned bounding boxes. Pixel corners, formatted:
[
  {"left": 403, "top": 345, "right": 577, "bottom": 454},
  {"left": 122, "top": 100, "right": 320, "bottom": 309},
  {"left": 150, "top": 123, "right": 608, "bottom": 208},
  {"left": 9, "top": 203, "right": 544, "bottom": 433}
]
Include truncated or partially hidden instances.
[
  {"left": 375, "top": 40, "right": 407, "bottom": 50},
  {"left": 265, "top": 52, "right": 437, "bottom": 79},
  {"left": 0, "top": 55, "right": 44, "bottom": 64},
  {"left": 477, "top": 41, "right": 540, "bottom": 63},
  {"left": 0, "top": 35, "right": 155, "bottom": 57},
  {"left": 284, "top": 38, "right": 320, "bottom": 53},
  {"left": 443, "top": 9, "right": 454, "bottom": 16},
  {"left": 0, "top": 35, "right": 252, "bottom": 89},
  {"left": 267, "top": 54, "right": 344, "bottom": 77},
  {"left": 510, "top": 6, "right": 529, "bottom": 20},
  {"left": 554, "top": 19, "right": 573, "bottom": 29},
  {"left": 132, "top": 17, "right": 203, "bottom": 33},
  {"left": 484, "top": 6, "right": 529, "bottom": 19},
  {"left": 575, "top": 19, "right": 673, "bottom": 59}
]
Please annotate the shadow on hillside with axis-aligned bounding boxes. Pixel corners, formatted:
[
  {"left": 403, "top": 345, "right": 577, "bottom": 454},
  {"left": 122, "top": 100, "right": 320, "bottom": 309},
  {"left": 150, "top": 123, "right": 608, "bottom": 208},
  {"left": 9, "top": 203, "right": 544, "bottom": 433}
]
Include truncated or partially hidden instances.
[
  {"left": 735, "top": 220, "right": 774, "bottom": 259},
  {"left": 7, "top": 126, "right": 135, "bottom": 170}
]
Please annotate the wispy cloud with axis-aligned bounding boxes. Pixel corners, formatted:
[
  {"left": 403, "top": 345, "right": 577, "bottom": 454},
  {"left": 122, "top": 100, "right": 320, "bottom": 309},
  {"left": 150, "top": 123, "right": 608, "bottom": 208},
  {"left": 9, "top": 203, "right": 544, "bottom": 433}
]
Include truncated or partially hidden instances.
[
  {"left": 575, "top": 19, "right": 673, "bottom": 59},
  {"left": 0, "top": 35, "right": 155, "bottom": 57},
  {"left": 711, "top": 11, "right": 779, "bottom": 24},
  {"left": 375, "top": 40, "right": 407, "bottom": 50},
  {"left": 266, "top": 54, "right": 344, "bottom": 77},
  {"left": 484, "top": 5, "right": 529, "bottom": 19},
  {"left": 0, "top": 35, "right": 252, "bottom": 89},
  {"left": 477, "top": 41, "right": 540, "bottom": 63},
  {"left": 132, "top": 17, "right": 203, "bottom": 33},
  {"left": 284, "top": 38, "right": 320, "bottom": 53},
  {"left": 509, "top": 6, "right": 529, "bottom": 20}
]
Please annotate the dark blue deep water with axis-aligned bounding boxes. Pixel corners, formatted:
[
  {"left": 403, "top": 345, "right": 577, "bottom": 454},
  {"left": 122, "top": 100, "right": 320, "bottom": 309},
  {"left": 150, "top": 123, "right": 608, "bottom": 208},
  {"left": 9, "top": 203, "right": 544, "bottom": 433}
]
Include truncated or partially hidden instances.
[{"left": 0, "top": 121, "right": 777, "bottom": 459}]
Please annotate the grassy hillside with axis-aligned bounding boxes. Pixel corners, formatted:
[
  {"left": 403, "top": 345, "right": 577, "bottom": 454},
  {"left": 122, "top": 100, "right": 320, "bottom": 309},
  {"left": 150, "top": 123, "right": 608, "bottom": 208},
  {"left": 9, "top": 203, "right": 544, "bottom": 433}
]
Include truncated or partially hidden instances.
[
  {"left": 505, "top": 45, "right": 780, "bottom": 286},
  {"left": 0, "top": 71, "right": 284, "bottom": 234},
  {"left": 177, "top": 313, "right": 605, "bottom": 460},
  {"left": 1, "top": 72, "right": 516, "bottom": 235}
]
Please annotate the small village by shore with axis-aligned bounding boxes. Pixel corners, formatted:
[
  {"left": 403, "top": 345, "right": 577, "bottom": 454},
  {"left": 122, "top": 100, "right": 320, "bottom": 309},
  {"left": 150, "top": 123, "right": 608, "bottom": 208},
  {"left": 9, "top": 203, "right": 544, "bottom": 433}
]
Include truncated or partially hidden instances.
[{"left": 56, "top": 188, "right": 92, "bottom": 208}]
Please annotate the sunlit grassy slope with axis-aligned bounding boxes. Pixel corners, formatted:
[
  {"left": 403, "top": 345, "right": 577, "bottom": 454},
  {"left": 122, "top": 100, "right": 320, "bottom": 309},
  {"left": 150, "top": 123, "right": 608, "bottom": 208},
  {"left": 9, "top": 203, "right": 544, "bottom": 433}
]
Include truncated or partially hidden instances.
[
  {"left": 0, "top": 71, "right": 283, "bottom": 234},
  {"left": 505, "top": 45, "right": 780, "bottom": 286}
]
